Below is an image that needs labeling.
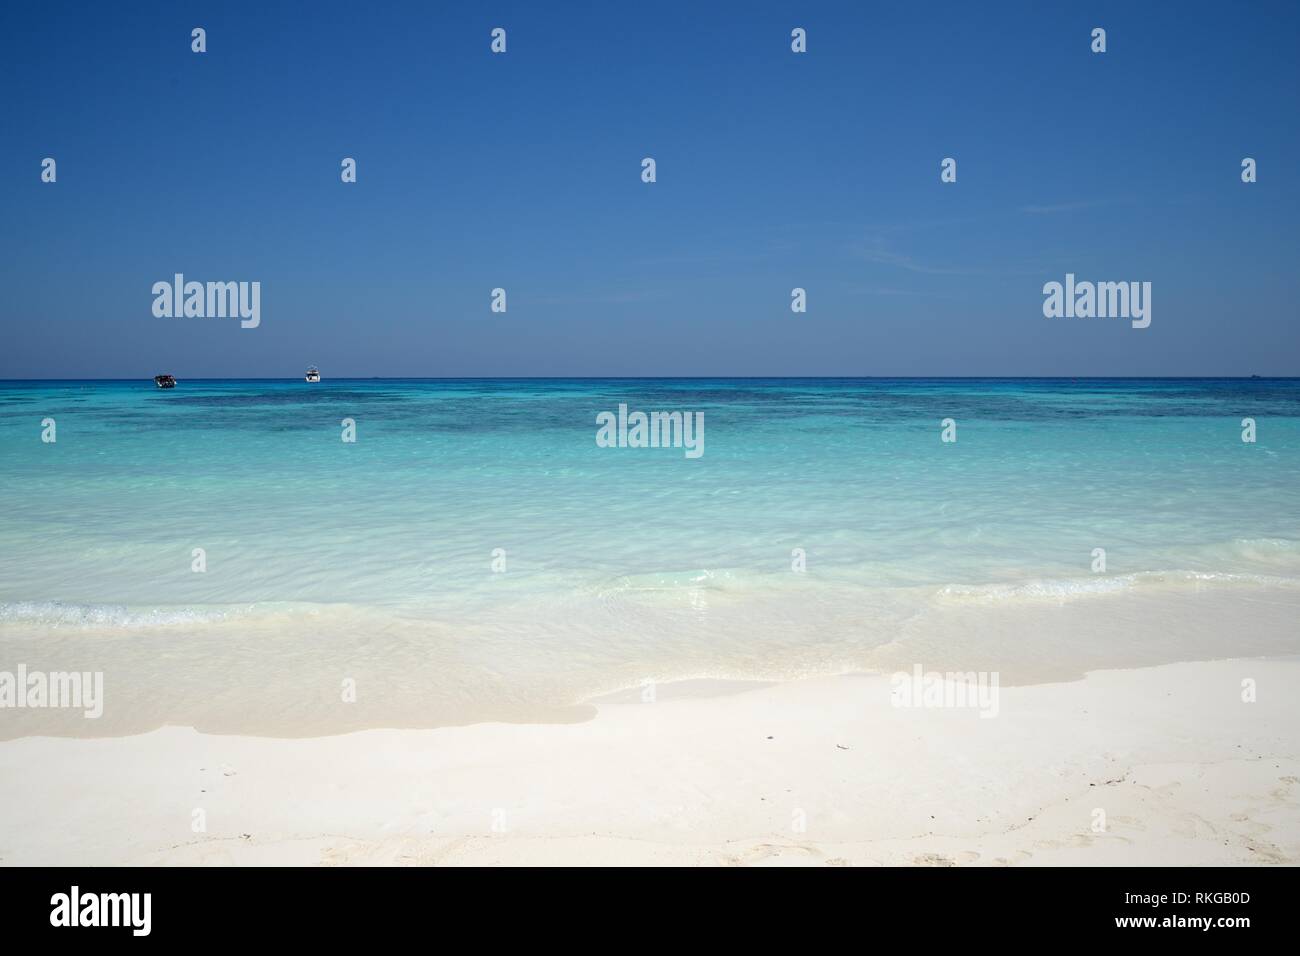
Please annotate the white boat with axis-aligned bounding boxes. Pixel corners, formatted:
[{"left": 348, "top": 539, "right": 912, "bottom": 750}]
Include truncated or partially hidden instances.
[{"left": 305, "top": 366, "right": 321, "bottom": 383}]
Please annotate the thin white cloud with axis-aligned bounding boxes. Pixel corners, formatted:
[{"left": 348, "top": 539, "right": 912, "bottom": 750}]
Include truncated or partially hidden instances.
[
  {"left": 851, "top": 239, "right": 988, "bottom": 276},
  {"left": 1019, "top": 199, "right": 1116, "bottom": 215}
]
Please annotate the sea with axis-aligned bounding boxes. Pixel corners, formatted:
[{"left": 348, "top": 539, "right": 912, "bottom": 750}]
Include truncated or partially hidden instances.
[{"left": 2, "top": 378, "right": 1298, "bottom": 736}]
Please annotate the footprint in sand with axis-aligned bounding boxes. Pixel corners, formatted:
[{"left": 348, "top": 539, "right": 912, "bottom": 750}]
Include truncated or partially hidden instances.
[
  {"left": 729, "top": 842, "right": 821, "bottom": 866},
  {"left": 914, "top": 851, "right": 979, "bottom": 866},
  {"left": 1242, "top": 841, "right": 1288, "bottom": 864}
]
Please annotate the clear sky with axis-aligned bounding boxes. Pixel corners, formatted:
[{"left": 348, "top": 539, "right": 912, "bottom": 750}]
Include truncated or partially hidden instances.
[{"left": 1, "top": 0, "right": 1297, "bottom": 378}]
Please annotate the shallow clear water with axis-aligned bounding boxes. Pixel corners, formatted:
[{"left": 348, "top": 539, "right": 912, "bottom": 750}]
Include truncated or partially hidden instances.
[{"left": 2, "top": 378, "right": 1298, "bottom": 736}]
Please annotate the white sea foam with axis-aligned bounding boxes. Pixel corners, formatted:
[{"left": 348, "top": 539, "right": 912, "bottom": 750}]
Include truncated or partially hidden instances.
[
  {"left": 0, "top": 601, "right": 249, "bottom": 629},
  {"left": 933, "top": 570, "right": 1299, "bottom": 606}
]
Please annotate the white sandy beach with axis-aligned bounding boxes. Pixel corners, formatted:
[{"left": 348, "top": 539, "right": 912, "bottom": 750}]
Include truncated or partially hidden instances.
[{"left": 1, "top": 657, "right": 1296, "bottom": 866}]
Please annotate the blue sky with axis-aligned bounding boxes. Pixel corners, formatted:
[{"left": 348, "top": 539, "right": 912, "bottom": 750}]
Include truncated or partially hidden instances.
[{"left": 1, "top": 0, "right": 1297, "bottom": 377}]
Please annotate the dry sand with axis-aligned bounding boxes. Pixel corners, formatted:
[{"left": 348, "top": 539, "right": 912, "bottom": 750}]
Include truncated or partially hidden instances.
[{"left": 1, "top": 658, "right": 1296, "bottom": 866}]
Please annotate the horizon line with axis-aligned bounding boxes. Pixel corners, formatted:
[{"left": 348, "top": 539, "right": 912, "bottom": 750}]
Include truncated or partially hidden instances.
[{"left": 2, "top": 375, "right": 1298, "bottom": 383}]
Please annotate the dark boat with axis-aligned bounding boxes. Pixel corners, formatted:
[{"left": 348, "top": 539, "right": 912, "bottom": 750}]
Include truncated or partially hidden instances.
[{"left": 154, "top": 374, "right": 176, "bottom": 389}]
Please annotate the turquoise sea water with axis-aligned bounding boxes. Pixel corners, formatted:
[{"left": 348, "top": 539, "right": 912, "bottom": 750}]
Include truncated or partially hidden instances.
[{"left": 2, "top": 378, "right": 1299, "bottom": 736}]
